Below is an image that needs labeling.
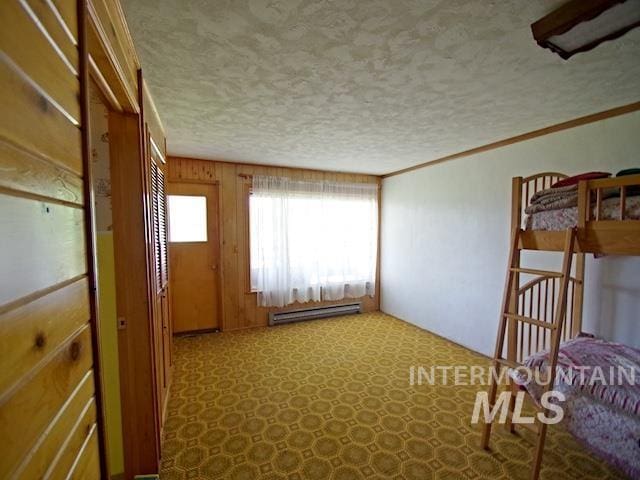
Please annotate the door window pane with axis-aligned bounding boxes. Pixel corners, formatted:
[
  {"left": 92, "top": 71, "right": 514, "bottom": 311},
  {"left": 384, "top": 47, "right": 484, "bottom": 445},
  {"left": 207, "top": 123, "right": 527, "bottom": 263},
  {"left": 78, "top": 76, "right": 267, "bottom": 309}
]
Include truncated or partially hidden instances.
[{"left": 168, "top": 195, "right": 207, "bottom": 242}]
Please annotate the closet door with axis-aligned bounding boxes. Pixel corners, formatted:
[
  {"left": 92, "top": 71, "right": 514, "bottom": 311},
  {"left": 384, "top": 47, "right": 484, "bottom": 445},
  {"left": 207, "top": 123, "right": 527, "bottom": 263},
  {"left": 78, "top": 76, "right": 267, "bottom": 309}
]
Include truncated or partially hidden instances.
[
  {"left": 150, "top": 143, "right": 171, "bottom": 417},
  {"left": 0, "top": 0, "right": 105, "bottom": 478}
]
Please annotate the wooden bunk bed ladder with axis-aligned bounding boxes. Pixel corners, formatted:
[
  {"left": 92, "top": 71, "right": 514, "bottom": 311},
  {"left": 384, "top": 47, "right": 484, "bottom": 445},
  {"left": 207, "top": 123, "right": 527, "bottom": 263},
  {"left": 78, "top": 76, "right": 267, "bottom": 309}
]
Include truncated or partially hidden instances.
[{"left": 480, "top": 227, "right": 577, "bottom": 480}]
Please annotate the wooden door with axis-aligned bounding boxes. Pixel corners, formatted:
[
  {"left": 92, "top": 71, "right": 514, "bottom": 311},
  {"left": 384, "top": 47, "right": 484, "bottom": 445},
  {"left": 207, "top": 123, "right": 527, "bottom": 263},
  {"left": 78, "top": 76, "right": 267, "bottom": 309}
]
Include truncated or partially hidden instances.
[
  {"left": 168, "top": 182, "right": 221, "bottom": 333},
  {"left": 0, "top": 0, "right": 105, "bottom": 478},
  {"left": 149, "top": 150, "right": 171, "bottom": 419}
]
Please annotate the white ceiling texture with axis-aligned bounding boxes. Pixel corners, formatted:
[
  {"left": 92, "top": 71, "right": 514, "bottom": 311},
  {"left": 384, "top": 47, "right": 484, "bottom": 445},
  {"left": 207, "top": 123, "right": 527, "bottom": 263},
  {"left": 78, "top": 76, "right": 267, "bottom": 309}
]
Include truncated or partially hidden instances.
[{"left": 121, "top": 0, "right": 640, "bottom": 175}]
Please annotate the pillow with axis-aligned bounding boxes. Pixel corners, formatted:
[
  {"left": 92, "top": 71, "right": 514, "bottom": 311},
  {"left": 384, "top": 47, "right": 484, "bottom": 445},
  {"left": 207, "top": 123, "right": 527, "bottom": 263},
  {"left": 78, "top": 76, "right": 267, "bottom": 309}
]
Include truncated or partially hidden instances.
[
  {"left": 616, "top": 168, "right": 640, "bottom": 196},
  {"left": 551, "top": 171, "right": 611, "bottom": 188},
  {"left": 616, "top": 168, "right": 640, "bottom": 177}
]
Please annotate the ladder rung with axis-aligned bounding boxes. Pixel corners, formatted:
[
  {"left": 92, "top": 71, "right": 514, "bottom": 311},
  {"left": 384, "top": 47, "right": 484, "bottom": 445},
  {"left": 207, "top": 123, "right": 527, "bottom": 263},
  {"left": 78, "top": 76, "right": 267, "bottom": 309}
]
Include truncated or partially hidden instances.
[
  {"left": 504, "top": 313, "right": 557, "bottom": 330},
  {"left": 510, "top": 267, "right": 563, "bottom": 278}
]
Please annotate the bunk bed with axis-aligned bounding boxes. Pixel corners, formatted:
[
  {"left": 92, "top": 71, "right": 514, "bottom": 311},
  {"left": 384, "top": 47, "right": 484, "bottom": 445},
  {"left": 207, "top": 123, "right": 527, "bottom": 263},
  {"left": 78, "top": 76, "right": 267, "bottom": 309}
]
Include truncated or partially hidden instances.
[{"left": 480, "top": 172, "right": 640, "bottom": 480}]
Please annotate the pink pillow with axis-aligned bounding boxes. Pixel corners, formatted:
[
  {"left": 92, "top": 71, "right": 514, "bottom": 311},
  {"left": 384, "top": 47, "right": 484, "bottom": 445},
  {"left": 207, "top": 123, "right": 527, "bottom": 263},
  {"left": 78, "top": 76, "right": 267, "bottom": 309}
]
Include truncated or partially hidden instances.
[{"left": 551, "top": 172, "right": 611, "bottom": 188}]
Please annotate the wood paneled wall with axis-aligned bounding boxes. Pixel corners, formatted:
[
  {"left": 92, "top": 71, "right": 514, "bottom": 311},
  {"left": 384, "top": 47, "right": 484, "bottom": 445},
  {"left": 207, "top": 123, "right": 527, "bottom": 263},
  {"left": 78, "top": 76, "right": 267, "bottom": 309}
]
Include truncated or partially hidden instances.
[
  {"left": 0, "top": 0, "right": 103, "bottom": 478},
  {"left": 168, "top": 157, "right": 381, "bottom": 331}
]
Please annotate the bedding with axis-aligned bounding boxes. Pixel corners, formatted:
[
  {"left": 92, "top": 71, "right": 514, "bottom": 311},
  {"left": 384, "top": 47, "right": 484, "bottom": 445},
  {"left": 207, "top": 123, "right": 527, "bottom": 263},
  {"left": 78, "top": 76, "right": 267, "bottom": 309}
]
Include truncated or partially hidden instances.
[
  {"left": 525, "top": 195, "right": 640, "bottom": 230},
  {"left": 550, "top": 171, "right": 611, "bottom": 188},
  {"left": 511, "top": 337, "right": 640, "bottom": 479}
]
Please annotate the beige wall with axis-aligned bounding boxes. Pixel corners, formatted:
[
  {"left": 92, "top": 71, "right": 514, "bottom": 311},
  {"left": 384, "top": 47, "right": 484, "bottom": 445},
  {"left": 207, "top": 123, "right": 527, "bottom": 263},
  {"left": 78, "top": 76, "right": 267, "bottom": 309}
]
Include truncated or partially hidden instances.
[
  {"left": 168, "top": 157, "right": 381, "bottom": 331},
  {"left": 381, "top": 110, "right": 640, "bottom": 355}
]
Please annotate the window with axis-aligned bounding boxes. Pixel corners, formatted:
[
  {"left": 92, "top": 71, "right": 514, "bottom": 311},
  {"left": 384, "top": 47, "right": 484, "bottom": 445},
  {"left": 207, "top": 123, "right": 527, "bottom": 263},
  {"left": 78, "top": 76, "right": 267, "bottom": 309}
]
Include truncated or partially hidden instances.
[
  {"left": 249, "top": 176, "right": 378, "bottom": 307},
  {"left": 168, "top": 195, "right": 207, "bottom": 242}
]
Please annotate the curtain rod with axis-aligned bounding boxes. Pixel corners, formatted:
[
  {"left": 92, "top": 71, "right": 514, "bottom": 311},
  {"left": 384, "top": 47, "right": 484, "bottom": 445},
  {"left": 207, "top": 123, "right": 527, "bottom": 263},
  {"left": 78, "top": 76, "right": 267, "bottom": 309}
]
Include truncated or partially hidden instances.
[{"left": 237, "top": 173, "right": 379, "bottom": 188}]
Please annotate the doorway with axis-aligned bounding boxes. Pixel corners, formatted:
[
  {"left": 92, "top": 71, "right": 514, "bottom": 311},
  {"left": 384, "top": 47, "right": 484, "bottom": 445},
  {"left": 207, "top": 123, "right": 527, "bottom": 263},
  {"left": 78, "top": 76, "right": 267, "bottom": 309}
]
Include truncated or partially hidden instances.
[{"left": 167, "top": 182, "right": 222, "bottom": 333}]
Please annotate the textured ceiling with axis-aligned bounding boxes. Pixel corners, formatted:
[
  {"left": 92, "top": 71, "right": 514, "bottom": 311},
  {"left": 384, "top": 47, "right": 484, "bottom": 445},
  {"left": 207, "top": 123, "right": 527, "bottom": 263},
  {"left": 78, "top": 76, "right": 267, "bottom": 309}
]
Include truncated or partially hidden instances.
[{"left": 121, "top": 0, "right": 640, "bottom": 175}]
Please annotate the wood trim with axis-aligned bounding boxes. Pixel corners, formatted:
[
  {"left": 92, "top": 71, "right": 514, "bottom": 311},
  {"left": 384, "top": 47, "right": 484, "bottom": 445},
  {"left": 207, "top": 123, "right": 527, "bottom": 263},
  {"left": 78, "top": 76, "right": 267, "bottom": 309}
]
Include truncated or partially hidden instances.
[
  {"left": 89, "top": 54, "right": 122, "bottom": 112},
  {"left": 168, "top": 177, "right": 220, "bottom": 185},
  {"left": 383, "top": 102, "right": 640, "bottom": 178},
  {"left": 78, "top": 0, "right": 108, "bottom": 476},
  {"left": 170, "top": 155, "right": 382, "bottom": 181},
  {"left": 86, "top": 0, "right": 138, "bottom": 112},
  {"left": 243, "top": 182, "right": 252, "bottom": 294},
  {"left": 374, "top": 177, "right": 381, "bottom": 310}
]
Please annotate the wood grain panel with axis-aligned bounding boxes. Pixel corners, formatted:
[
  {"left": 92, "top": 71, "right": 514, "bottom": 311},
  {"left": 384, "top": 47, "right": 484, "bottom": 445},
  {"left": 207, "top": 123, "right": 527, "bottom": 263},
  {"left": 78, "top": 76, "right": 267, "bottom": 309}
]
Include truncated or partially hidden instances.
[
  {"left": 2, "top": 0, "right": 105, "bottom": 476},
  {"left": 0, "top": 58, "right": 82, "bottom": 174},
  {"left": 0, "top": 194, "right": 87, "bottom": 305},
  {"left": 24, "top": 0, "right": 79, "bottom": 69},
  {"left": 47, "top": 406, "right": 98, "bottom": 480},
  {"left": 168, "top": 156, "right": 380, "bottom": 331},
  {"left": 50, "top": 0, "right": 78, "bottom": 40},
  {"left": 66, "top": 425, "right": 100, "bottom": 480},
  {"left": 0, "top": 326, "right": 93, "bottom": 479},
  {"left": 220, "top": 163, "right": 240, "bottom": 330},
  {"left": 0, "top": 277, "right": 90, "bottom": 394},
  {"left": 14, "top": 374, "right": 95, "bottom": 480},
  {"left": 0, "top": 139, "right": 83, "bottom": 205},
  {"left": 0, "top": 0, "right": 80, "bottom": 123}
]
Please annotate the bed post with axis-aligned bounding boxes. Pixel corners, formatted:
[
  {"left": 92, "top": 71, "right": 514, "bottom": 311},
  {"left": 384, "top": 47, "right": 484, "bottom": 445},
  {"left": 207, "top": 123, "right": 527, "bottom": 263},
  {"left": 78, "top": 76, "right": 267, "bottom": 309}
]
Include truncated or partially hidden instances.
[
  {"left": 508, "top": 177, "right": 522, "bottom": 361},
  {"left": 505, "top": 177, "right": 522, "bottom": 433},
  {"left": 573, "top": 181, "right": 588, "bottom": 337}
]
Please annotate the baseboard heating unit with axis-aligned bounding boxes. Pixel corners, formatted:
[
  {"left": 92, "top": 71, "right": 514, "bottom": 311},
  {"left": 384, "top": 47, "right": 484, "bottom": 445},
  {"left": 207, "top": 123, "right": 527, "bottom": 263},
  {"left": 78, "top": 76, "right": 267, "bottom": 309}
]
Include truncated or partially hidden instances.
[{"left": 269, "top": 303, "right": 361, "bottom": 326}]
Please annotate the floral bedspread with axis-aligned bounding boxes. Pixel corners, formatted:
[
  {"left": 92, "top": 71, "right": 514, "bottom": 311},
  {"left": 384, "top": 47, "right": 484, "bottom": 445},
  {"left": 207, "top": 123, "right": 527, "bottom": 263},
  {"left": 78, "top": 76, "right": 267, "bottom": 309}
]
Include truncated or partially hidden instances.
[
  {"left": 525, "top": 195, "right": 640, "bottom": 231},
  {"left": 512, "top": 337, "right": 640, "bottom": 478}
]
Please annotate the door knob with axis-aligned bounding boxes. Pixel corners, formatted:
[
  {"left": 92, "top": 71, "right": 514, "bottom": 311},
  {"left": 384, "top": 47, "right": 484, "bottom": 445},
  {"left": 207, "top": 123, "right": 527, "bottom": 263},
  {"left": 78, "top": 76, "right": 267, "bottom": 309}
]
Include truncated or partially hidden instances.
[{"left": 211, "top": 264, "right": 218, "bottom": 271}]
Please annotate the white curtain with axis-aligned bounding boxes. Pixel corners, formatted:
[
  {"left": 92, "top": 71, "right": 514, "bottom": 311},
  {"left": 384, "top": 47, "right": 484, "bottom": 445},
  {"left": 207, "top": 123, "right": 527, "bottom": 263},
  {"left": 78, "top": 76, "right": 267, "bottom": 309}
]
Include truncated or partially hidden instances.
[{"left": 250, "top": 176, "right": 378, "bottom": 307}]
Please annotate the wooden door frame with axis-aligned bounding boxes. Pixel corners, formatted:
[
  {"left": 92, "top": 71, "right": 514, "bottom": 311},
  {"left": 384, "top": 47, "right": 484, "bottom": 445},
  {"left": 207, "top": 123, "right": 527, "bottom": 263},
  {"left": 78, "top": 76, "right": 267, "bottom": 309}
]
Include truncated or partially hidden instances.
[
  {"left": 86, "top": 0, "right": 169, "bottom": 477},
  {"left": 167, "top": 179, "right": 224, "bottom": 333},
  {"left": 80, "top": 0, "right": 109, "bottom": 477}
]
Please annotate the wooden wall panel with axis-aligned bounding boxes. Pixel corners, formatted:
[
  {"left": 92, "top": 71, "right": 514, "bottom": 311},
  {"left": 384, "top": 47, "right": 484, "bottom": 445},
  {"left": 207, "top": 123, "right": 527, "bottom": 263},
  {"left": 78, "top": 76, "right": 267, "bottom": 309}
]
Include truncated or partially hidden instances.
[
  {"left": 0, "top": 0, "right": 81, "bottom": 123},
  {"left": 0, "top": 278, "right": 90, "bottom": 394},
  {"left": 0, "top": 58, "right": 82, "bottom": 174},
  {"left": 0, "top": 140, "right": 84, "bottom": 205},
  {"left": 24, "top": 0, "right": 79, "bottom": 68},
  {"left": 168, "top": 157, "right": 381, "bottom": 331},
  {"left": 0, "top": 194, "right": 87, "bottom": 305},
  {"left": 51, "top": 0, "right": 79, "bottom": 39},
  {"left": 49, "top": 414, "right": 99, "bottom": 480},
  {"left": 66, "top": 426, "right": 100, "bottom": 480},
  {"left": 0, "top": 0, "right": 103, "bottom": 478},
  {"left": 14, "top": 374, "right": 95, "bottom": 480},
  {"left": 0, "top": 327, "right": 93, "bottom": 479}
]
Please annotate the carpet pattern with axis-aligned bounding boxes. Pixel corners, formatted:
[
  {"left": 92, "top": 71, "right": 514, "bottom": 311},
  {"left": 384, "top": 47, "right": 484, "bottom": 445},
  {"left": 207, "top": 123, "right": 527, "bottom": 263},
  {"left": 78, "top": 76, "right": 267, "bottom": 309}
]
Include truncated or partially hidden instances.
[{"left": 160, "top": 312, "right": 625, "bottom": 479}]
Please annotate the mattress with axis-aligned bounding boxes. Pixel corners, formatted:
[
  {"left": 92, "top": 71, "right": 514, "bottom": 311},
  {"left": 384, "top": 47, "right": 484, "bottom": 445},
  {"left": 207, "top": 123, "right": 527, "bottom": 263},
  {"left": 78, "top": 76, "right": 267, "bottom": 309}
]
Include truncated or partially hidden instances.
[
  {"left": 525, "top": 195, "right": 640, "bottom": 231},
  {"left": 511, "top": 337, "right": 640, "bottom": 478}
]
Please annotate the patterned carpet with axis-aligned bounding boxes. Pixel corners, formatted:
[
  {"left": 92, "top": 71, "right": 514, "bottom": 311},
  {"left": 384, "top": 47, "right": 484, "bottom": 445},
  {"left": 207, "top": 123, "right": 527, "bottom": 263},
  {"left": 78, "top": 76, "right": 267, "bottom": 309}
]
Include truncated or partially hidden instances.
[{"left": 160, "top": 312, "right": 625, "bottom": 480}]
